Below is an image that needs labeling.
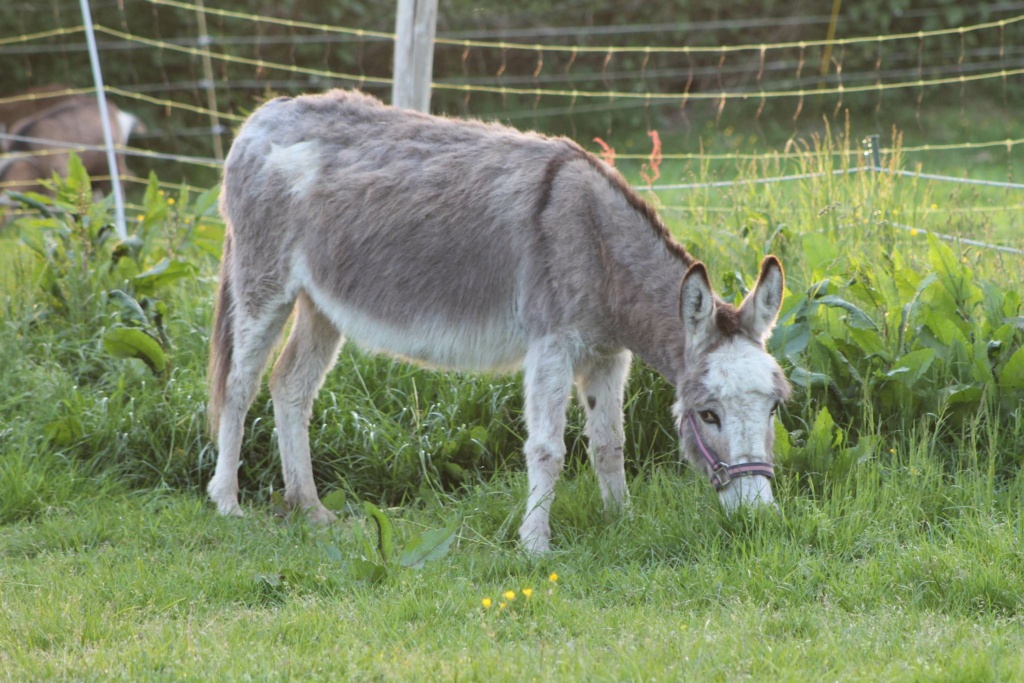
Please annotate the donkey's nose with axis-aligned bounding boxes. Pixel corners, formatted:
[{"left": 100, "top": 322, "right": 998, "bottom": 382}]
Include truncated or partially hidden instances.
[{"left": 718, "top": 474, "right": 774, "bottom": 513}]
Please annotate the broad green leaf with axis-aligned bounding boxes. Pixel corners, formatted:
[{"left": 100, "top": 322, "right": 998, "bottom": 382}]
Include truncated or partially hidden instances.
[
  {"left": 770, "top": 322, "right": 811, "bottom": 361},
  {"left": 107, "top": 289, "right": 149, "bottom": 326},
  {"left": 802, "top": 233, "right": 839, "bottom": 272},
  {"left": 349, "top": 557, "right": 387, "bottom": 583},
  {"left": 923, "top": 310, "right": 967, "bottom": 347},
  {"left": 926, "top": 234, "right": 981, "bottom": 306},
  {"left": 111, "top": 235, "right": 144, "bottom": 265},
  {"left": 773, "top": 416, "right": 791, "bottom": 460},
  {"left": 942, "top": 384, "right": 983, "bottom": 406},
  {"left": 64, "top": 153, "right": 91, "bottom": 197},
  {"left": 321, "top": 490, "right": 347, "bottom": 513},
  {"left": 102, "top": 326, "right": 167, "bottom": 374},
  {"left": 898, "top": 273, "right": 938, "bottom": 348},
  {"left": 44, "top": 415, "right": 84, "bottom": 447},
  {"left": 254, "top": 573, "right": 282, "bottom": 589},
  {"left": 885, "top": 348, "right": 936, "bottom": 386},
  {"left": 847, "top": 326, "right": 889, "bottom": 359},
  {"left": 270, "top": 490, "right": 287, "bottom": 517},
  {"left": 789, "top": 366, "right": 832, "bottom": 390},
  {"left": 323, "top": 544, "right": 344, "bottom": 563},
  {"left": 468, "top": 425, "right": 490, "bottom": 449},
  {"left": 817, "top": 295, "right": 878, "bottom": 330},
  {"left": 399, "top": 522, "right": 459, "bottom": 569},
  {"left": 192, "top": 186, "right": 220, "bottom": 216},
  {"left": 999, "top": 345, "right": 1024, "bottom": 390},
  {"left": 442, "top": 461, "right": 467, "bottom": 482},
  {"left": 133, "top": 258, "right": 195, "bottom": 296},
  {"left": 7, "top": 191, "right": 56, "bottom": 217},
  {"left": 363, "top": 501, "right": 394, "bottom": 563},
  {"left": 807, "top": 406, "right": 838, "bottom": 453}
]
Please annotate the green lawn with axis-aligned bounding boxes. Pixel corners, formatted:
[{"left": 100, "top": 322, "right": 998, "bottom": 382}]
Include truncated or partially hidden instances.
[{"left": 2, "top": 462, "right": 1023, "bottom": 680}]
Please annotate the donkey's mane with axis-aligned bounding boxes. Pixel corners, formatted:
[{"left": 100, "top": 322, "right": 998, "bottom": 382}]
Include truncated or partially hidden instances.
[{"left": 581, "top": 153, "right": 691, "bottom": 264}]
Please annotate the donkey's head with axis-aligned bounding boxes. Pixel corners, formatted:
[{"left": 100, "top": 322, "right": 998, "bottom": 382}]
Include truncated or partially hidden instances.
[{"left": 674, "top": 256, "right": 791, "bottom": 513}]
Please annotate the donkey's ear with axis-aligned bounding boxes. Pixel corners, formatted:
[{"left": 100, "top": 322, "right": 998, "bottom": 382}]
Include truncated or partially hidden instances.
[
  {"left": 739, "top": 255, "right": 785, "bottom": 341},
  {"left": 679, "top": 261, "right": 715, "bottom": 346}
]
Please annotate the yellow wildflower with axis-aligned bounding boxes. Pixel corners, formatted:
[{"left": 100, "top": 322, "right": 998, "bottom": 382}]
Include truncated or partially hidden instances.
[
  {"left": 522, "top": 588, "right": 534, "bottom": 598},
  {"left": 167, "top": 197, "right": 176, "bottom": 205},
  {"left": 136, "top": 214, "right": 145, "bottom": 221},
  {"left": 503, "top": 590, "right": 516, "bottom": 601},
  {"left": 930, "top": 203, "right": 938, "bottom": 210},
  {"left": 498, "top": 602, "right": 506, "bottom": 610},
  {"left": 909, "top": 228, "right": 919, "bottom": 237},
  {"left": 549, "top": 573, "right": 558, "bottom": 583},
  {"left": 481, "top": 597, "right": 492, "bottom": 609}
]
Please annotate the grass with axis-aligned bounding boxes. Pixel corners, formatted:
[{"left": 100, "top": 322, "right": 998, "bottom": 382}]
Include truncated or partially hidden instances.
[
  {"left": 1, "top": 107, "right": 1023, "bottom": 679},
  {"left": 1, "top": 457, "right": 1022, "bottom": 680}
]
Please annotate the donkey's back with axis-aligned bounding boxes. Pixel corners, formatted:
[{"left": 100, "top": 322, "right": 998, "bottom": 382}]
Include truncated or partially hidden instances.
[{"left": 221, "top": 89, "right": 611, "bottom": 372}]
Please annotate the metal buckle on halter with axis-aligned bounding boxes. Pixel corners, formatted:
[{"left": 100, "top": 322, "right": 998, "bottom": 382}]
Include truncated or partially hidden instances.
[{"left": 709, "top": 462, "right": 732, "bottom": 491}]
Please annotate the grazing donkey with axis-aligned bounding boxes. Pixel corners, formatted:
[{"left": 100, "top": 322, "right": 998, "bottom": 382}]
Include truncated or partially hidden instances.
[
  {"left": 0, "top": 95, "right": 142, "bottom": 196},
  {"left": 208, "top": 89, "right": 791, "bottom": 552}
]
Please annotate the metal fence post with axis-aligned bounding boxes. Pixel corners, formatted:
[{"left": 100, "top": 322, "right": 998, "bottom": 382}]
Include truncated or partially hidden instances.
[
  {"left": 78, "top": 0, "right": 127, "bottom": 239},
  {"left": 392, "top": 0, "right": 438, "bottom": 112}
]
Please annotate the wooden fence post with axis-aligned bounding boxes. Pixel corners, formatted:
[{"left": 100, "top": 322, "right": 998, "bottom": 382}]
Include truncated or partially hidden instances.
[{"left": 392, "top": 0, "right": 438, "bottom": 112}]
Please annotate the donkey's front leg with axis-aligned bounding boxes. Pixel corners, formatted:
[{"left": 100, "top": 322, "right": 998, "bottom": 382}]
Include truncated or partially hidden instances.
[
  {"left": 577, "top": 350, "right": 632, "bottom": 515},
  {"left": 519, "top": 337, "right": 575, "bottom": 553}
]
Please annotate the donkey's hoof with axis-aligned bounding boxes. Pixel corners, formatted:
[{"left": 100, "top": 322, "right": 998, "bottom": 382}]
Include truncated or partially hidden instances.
[
  {"left": 214, "top": 500, "right": 244, "bottom": 518},
  {"left": 519, "top": 521, "right": 551, "bottom": 554},
  {"left": 305, "top": 504, "right": 338, "bottom": 526}
]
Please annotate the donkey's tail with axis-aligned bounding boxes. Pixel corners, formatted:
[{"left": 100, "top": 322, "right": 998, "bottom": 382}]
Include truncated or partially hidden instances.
[{"left": 208, "top": 231, "right": 234, "bottom": 439}]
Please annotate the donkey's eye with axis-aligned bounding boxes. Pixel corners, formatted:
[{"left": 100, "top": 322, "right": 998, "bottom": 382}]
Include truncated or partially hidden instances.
[
  {"left": 769, "top": 403, "right": 779, "bottom": 417},
  {"left": 698, "top": 409, "right": 720, "bottom": 427}
]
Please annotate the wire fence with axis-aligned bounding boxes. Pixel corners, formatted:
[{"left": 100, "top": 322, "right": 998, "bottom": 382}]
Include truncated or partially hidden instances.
[{"left": 1, "top": 0, "right": 1022, "bottom": 256}]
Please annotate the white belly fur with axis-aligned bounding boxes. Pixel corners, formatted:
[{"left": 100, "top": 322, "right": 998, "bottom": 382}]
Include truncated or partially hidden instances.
[{"left": 298, "top": 261, "right": 528, "bottom": 373}]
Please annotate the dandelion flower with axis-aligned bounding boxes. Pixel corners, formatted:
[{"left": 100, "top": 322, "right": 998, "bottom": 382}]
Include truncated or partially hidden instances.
[
  {"left": 167, "top": 197, "right": 175, "bottom": 205},
  {"left": 499, "top": 602, "right": 506, "bottom": 610},
  {"left": 503, "top": 590, "right": 516, "bottom": 601},
  {"left": 522, "top": 588, "right": 534, "bottom": 598},
  {"left": 909, "top": 228, "right": 919, "bottom": 237},
  {"left": 482, "top": 597, "right": 492, "bottom": 609},
  {"left": 136, "top": 214, "right": 145, "bottom": 221},
  {"left": 549, "top": 573, "right": 559, "bottom": 583},
  {"left": 930, "top": 203, "right": 938, "bottom": 210},
  {"left": 889, "top": 448, "right": 896, "bottom": 455}
]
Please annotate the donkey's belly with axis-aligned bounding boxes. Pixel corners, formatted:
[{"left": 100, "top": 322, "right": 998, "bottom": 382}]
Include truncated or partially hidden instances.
[{"left": 303, "top": 279, "right": 528, "bottom": 372}]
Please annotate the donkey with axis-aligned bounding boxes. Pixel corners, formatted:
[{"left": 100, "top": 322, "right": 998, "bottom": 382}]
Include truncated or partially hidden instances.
[
  {"left": 0, "top": 84, "right": 77, "bottom": 130},
  {"left": 208, "top": 89, "right": 791, "bottom": 552},
  {"left": 0, "top": 95, "right": 142, "bottom": 196}
]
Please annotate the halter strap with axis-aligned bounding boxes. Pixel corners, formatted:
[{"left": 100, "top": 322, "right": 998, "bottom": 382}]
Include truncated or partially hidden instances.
[{"left": 684, "top": 412, "right": 775, "bottom": 491}]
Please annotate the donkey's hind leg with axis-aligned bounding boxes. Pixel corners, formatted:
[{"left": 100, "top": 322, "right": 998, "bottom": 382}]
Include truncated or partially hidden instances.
[
  {"left": 209, "top": 302, "right": 293, "bottom": 517},
  {"left": 268, "top": 292, "right": 343, "bottom": 524},
  {"left": 519, "top": 336, "right": 575, "bottom": 553},
  {"left": 576, "top": 350, "right": 632, "bottom": 514}
]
